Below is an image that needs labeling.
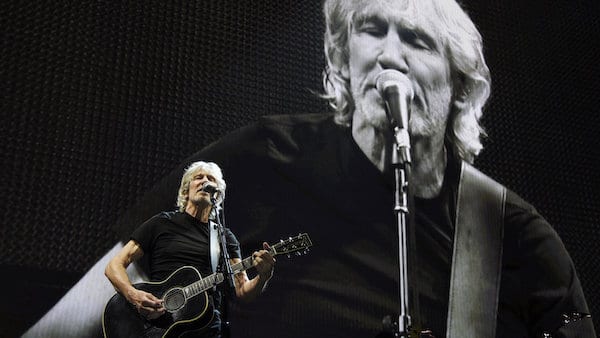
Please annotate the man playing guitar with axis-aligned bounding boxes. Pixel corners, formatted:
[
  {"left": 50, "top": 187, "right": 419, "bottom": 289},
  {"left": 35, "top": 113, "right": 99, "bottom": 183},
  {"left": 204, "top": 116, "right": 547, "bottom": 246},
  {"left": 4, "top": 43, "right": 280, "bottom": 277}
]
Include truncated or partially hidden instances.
[{"left": 104, "top": 160, "right": 275, "bottom": 337}]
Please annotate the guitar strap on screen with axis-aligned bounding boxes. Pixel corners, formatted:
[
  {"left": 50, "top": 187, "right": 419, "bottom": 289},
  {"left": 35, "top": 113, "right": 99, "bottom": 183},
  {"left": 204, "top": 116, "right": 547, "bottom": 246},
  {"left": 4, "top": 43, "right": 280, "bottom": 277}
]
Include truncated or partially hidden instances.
[
  {"left": 209, "top": 220, "right": 221, "bottom": 274},
  {"left": 446, "top": 162, "right": 506, "bottom": 338}
]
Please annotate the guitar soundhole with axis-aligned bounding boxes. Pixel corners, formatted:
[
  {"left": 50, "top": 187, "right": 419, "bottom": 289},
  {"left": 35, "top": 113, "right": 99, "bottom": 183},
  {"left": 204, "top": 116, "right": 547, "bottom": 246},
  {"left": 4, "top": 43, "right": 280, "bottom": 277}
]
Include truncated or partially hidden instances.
[{"left": 163, "top": 288, "right": 186, "bottom": 313}]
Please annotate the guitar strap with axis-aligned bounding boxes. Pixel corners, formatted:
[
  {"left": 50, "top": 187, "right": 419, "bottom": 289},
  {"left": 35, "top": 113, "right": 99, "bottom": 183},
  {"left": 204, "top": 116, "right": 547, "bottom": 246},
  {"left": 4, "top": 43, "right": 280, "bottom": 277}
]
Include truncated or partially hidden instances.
[
  {"left": 209, "top": 220, "right": 221, "bottom": 274},
  {"left": 446, "top": 162, "right": 506, "bottom": 338}
]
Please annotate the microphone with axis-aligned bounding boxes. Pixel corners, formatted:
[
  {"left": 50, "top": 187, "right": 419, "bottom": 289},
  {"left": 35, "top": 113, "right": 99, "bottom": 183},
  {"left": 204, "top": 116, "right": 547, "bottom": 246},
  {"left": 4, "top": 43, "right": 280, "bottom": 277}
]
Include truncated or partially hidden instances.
[
  {"left": 376, "top": 70, "right": 413, "bottom": 164},
  {"left": 375, "top": 70, "right": 413, "bottom": 130},
  {"left": 201, "top": 182, "right": 220, "bottom": 195}
]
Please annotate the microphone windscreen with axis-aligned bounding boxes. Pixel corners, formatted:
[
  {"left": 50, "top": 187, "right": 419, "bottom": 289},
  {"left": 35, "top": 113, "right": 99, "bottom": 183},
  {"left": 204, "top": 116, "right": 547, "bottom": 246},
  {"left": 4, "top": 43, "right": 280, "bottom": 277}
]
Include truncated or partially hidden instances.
[
  {"left": 201, "top": 182, "right": 219, "bottom": 194},
  {"left": 375, "top": 70, "right": 413, "bottom": 99}
]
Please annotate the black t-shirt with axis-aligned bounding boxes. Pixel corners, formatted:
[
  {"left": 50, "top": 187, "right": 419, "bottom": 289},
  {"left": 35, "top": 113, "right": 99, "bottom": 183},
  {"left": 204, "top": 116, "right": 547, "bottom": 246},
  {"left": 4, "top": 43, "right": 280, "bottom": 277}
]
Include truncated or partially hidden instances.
[
  {"left": 131, "top": 211, "right": 241, "bottom": 310},
  {"left": 117, "top": 113, "right": 593, "bottom": 337}
]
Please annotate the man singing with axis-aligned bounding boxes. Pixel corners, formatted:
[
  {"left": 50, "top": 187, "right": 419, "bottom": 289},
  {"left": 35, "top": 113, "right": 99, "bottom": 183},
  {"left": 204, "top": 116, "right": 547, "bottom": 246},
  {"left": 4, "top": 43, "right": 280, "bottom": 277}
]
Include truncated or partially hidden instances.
[{"left": 104, "top": 161, "right": 275, "bottom": 337}]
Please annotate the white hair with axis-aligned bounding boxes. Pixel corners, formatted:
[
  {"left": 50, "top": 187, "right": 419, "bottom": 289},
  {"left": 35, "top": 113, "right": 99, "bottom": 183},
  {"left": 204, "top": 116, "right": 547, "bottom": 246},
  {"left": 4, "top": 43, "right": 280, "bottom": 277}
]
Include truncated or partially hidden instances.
[{"left": 176, "top": 161, "right": 226, "bottom": 211}]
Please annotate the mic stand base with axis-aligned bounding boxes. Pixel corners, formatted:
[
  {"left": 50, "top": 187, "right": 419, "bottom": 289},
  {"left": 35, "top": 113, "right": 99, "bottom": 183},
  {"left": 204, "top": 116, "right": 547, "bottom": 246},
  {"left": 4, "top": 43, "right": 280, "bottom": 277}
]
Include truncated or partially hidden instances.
[
  {"left": 383, "top": 315, "right": 436, "bottom": 338},
  {"left": 382, "top": 314, "right": 410, "bottom": 338}
]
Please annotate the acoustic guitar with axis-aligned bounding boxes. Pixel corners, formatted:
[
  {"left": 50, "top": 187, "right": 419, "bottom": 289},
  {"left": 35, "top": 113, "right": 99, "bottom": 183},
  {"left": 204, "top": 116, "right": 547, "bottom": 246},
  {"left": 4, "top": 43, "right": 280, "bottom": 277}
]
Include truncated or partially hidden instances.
[{"left": 102, "top": 233, "right": 312, "bottom": 338}]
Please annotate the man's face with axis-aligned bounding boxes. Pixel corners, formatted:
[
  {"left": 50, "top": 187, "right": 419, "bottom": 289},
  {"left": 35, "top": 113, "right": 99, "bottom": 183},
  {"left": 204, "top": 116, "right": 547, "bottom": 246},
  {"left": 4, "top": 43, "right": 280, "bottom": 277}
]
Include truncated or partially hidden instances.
[
  {"left": 185, "top": 169, "right": 217, "bottom": 208},
  {"left": 345, "top": 2, "right": 454, "bottom": 139}
]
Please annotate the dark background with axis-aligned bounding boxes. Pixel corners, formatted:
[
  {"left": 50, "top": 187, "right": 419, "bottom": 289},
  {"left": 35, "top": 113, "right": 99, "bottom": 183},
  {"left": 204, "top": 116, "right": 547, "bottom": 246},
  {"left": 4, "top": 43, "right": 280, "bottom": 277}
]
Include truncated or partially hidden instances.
[{"left": 1, "top": 1, "right": 598, "bottom": 337}]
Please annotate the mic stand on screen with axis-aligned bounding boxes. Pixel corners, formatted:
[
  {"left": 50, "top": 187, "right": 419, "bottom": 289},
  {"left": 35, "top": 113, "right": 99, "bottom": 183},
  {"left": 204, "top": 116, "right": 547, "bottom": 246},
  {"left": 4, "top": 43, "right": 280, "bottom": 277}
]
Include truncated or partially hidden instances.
[
  {"left": 390, "top": 125, "right": 412, "bottom": 338},
  {"left": 212, "top": 196, "right": 235, "bottom": 294}
]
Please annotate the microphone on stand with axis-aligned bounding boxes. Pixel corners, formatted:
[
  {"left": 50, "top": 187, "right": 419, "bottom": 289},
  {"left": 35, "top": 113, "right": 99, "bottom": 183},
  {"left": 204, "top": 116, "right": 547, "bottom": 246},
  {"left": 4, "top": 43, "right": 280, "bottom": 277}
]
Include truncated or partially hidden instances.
[
  {"left": 201, "top": 182, "right": 222, "bottom": 205},
  {"left": 201, "top": 181, "right": 220, "bottom": 195},
  {"left": 202, "top": 184, "right": 235, "bottom": 296},
  {"left": 376, "top": 70, "right": 415, "bottom": 337},
  {"left": 376, "top": 70, "right": 413, "bottom": 165},
  {"left": 375, "top": 69, "right": 413, "bottom": 131}
]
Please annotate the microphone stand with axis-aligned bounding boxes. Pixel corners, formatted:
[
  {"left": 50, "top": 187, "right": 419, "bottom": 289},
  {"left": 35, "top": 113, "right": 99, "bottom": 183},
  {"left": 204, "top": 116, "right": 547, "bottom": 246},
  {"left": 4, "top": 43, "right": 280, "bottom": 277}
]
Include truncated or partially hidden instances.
[
  {"left": 211, "top": 195, "right": 235, "bottom": 294},
  {"left": 210, "top": 196, "right": 234, "bottom": 338},
  {"left": 390, "top": 125, "right": 412, "bottom": 337}
]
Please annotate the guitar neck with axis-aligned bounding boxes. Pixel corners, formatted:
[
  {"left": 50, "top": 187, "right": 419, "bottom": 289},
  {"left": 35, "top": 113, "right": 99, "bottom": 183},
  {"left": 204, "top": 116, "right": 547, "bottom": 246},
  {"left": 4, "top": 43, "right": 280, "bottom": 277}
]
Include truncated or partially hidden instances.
[
  {"left": 183, "top": 233, "right": 312, "bottom": 299},
  {"left": 231, "top": 246, "right": 278, "bottom": 274},
  {"left": 231, "top": 256, "right": 255, "bottom": 274},
  {"left": 183, "top": 272, "right": 224, "bottom": 299},
  {"left": 184, "top": 249, "right": 275, "bottom": 298}
]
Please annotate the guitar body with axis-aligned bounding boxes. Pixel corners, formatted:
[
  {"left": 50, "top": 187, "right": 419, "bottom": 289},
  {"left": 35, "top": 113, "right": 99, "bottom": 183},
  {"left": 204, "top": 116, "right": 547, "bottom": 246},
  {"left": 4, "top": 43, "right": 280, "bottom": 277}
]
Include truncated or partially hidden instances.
[{"left": 102, "top": 266, "right": 214, "bottom": 338}]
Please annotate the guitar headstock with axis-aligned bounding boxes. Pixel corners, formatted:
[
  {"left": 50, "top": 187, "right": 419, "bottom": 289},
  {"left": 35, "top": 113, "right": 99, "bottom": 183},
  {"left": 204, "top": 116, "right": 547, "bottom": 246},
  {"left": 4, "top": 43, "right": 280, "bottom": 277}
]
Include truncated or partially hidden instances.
[{"left": 270, "top": 233, "right": 313, "bottom": 258}]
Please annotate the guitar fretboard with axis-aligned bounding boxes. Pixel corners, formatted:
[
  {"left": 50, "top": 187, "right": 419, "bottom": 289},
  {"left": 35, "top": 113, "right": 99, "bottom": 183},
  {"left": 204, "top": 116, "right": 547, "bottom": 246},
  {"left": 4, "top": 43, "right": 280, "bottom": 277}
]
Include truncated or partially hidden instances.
[
  {"left": 183, "top": 253, "right": 263, "bottom": 298},
  {"left": 183, "top": 273, "right": 225, "bottom": 298},
  {"left": 232, "top": 255, "right": 257, "bottom": 274},
  {"left": 181, "top": 239, "right": 307, "bottom": 299}
]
